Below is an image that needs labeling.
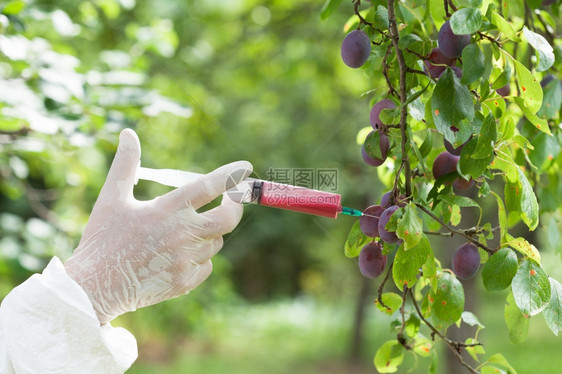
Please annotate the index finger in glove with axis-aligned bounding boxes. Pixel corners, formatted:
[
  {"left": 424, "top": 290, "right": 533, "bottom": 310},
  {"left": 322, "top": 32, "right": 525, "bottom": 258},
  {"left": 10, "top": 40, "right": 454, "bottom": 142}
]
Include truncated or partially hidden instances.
[{"left": 160, "top": 161, "right": 253, "bottom": 211}]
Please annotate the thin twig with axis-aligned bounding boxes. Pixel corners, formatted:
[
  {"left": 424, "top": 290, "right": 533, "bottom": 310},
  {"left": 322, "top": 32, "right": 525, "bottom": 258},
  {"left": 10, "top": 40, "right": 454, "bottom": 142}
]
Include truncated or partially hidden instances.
[
  {"left": 397, "top": 284, "right": 412, "bottom": 349},
  {"left": 377, "top": 261, "right": 394, "bottom": 310},
  {"left": 409, "top": 289, "right": 480, "bottom": 374},
  {"left": 382, "top": 45, "right": 400, "bottom": 99},
  {"left": 416, "top": 203, "right": 496, "bottom": 254}
]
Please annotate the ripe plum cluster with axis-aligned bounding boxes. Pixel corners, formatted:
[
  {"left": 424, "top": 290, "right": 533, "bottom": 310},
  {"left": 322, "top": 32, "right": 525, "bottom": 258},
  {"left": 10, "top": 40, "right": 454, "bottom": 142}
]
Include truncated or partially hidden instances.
[{"left": 341, "top": 12, "right": 489, "bottom": 281}]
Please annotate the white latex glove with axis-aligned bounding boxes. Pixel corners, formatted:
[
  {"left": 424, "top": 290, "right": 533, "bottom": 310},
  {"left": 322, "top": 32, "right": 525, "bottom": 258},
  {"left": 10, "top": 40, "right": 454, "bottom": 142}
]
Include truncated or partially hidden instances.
[{"left": 64, "top": 129, "right": 252, "bottom": 325}]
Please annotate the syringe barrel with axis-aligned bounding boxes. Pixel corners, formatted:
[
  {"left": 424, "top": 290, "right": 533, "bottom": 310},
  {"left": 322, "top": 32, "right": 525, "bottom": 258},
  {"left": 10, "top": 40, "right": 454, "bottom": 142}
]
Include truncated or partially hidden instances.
[
  {"left": 136, "top": 166, "right": 343, "bottom": 219},
  {"left": 257, "top": 181, "right": 342, "bottom": 219}
]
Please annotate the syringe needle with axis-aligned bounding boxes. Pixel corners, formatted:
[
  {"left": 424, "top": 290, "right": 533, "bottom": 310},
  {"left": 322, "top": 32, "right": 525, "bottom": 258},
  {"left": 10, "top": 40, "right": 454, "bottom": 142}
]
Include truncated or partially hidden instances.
[{"left": 340, "top": 206, "right": 381, "bottom": 219}]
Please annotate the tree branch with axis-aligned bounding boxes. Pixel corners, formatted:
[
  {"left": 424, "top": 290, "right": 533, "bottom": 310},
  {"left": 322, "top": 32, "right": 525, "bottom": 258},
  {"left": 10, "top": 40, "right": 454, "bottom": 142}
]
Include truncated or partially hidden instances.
[{"left": 387, "top": 0, "right": 412, "bottom": 198}]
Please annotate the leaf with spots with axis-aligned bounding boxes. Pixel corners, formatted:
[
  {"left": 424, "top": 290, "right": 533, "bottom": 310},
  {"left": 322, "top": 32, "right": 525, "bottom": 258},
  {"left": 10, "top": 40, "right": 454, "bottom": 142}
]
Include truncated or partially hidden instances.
[
  {"left": 375, "top": 292, "right": 403, "bottom": 315},
  {"left": 544, "top": 278, "right": 562, "bottom": 336},
  {"left": 374, "top": 340, "right": 404, "bottom": 373},
  {"left": 429, "top": 272, "right": 465, "bottom": 329},
  {"left": 514, "top": 97, "right": 551, "bottom": 135},
  {"left": 511, "top": 258, "right": 551, "bottom": 317},
  {"left": 412, "top": 334, "right": 433, "bottom": 357},
  {"left": 392, "top": 236, "right": 431, "bottom": 289},
  {"left": 509, "top": 55, "right": 543, "bottom": 113},
  {"left": 397, "top": 203, "right": 423, "bottom": 250},
  {"left": 529, "top": 132, "right": 561, "bottom": 171},
  {"left": 505, "top": 234, "right": 541, "bottom": 264},
  {"left": 505, "top": 291, "right": 529, "bottom": 343}
]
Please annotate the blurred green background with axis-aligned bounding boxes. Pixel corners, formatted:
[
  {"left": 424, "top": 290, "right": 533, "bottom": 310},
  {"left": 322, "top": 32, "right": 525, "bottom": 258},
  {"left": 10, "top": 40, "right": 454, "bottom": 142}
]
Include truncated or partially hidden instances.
[{"left": 0, "top": 0, "right": 561, "bottom": 373}]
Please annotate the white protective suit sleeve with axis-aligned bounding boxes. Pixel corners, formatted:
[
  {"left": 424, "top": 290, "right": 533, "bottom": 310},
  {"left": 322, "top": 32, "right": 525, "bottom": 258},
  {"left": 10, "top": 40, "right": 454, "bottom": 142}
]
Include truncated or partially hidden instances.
[{"left": 0, "top": 256, "right": 137, "bottom": 374}]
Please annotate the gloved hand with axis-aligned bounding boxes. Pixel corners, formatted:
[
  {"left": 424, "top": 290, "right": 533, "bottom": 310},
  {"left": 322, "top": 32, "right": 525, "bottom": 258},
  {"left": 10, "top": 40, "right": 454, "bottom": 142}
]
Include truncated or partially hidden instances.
[{"left": 64, "top": 129, "right": 252, "bottom": 325}]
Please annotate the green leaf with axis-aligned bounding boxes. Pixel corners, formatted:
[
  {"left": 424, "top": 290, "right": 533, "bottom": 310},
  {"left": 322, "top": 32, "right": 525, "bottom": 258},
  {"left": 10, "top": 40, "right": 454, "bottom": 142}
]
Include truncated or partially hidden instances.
[
  {"left": 374, "top": 5, "right": 389, "bottom": 30},
  {"left": 481, "top": 366, "right": 507, "bottom": 374},
  {"left": 472, "top": 114, "right": 497, "bottom": 159},
  {"left": 396, "top": 204, "right": 423, "bottom": 250},
  {"left": 517, "top": 168, "right": 539, "bottom": 230},
  {"left": 522, "top": 26, "right": 554, "bottom": 72},
  {"left": 487, "top": 353, "right": 518, "bottom": 374},
  {"left": 364, "top": 130, "right": 384, "bottom": 160},
  {"left": 490, "top": 192, "right": 507, "bottom": 242},
  {"left": 529, "top": 132, "right": 560, "bottom": 171},
  {"left": 418, "top": 129, "right": 433, "bottom": 157},
  {"left": 548, "top": 218, "right": 561, "bottom": 251},
  {"left": 431, "top": 68, "right": 475, "bottom": 146},
  {"left": 374, "top": 340, "right": 404, "bottom": 373},
  {"left": 450, "top": 7, "right": 482, "bottom": 34},
  {"left": 491, "top": 12, "right": 520, "bottom": 41},
  {"left": 482, "top": 248, "right": 518, "bottom": 292},
  {"left": 478, "top": 180, "right": 490, "bottom": 197},
  {"left": 461, "top": 311, "right": 485, "bottom": 328},
  {"left": 459, "top": 137, "right": 493, "bottom": 179},
  {"left": 511, "top": 258, "right": 551, "bottom": 317},
  {"left": 423, "top": 248, "right": 438, "bottom": 292},
  {"left": 393, "top": 236, "right": 431, "bottom": 289},
  {"left": 514, "top": 97, "right": 551, "bottom": 135},
  {"left": 405, "top": 315, "right": 421, "bottom": 338},
  {"left": 465, "top": 338, "right": 485, "bottom": 362},
  {"left": 505, "top": 291, "right": 529, "bottom": 344},
  {"left": 505, "top": 234, "right": 541, "bottom": 264},
  {"left": 2, "top": 0, "right": 27, "bottom": 15},
  {"left": 412, "top": 333, "right": 432, "bottom": 357},
  {"left": 439, "top": 194, "right": 482, "bottom": 224},
  {"left": 429, "top": 350, "right": 438, "bottom": 374},
  {"left": 320, "top": 0, "right": 343, "bottom": 20},
  {"left": 375, "top": 292, "right": 403, "bottom": 315},
  {"left": 538, "top": 77, "right": 562, "bottom": 120},
  {"left": 0, "top": 117, "right": 26, "bottom": 132},
  {"left": 344, "top": 221, "right": 370, "bottom": 258},
  {"left": 544, "top": 278, "right": 562, "bottom": 336},
  {"left": 511, "top": 57, "right": 543, "bottom": 113},
  {"left": 429, "top": 272, "right": 465, "bottom": 329},
  {"left": 461, "top": 44, "right": 485, "bottom": 85},
  {"left": 379, "top": 107, "right": 401, "bottom": 127},
  {"left": 504, "top": 179, "right": 521, "bottom": 217}
]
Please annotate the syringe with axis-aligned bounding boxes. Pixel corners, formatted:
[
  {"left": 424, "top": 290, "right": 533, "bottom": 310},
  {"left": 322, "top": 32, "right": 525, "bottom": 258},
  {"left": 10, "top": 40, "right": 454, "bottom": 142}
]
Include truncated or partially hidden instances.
[{"left": 135, "top": 166, "right": 365, "bottom": 219}]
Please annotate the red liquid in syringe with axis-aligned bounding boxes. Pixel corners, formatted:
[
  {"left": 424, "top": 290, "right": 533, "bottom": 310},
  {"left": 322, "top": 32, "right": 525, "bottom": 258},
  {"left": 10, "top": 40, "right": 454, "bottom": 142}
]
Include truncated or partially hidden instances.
[{"left": 256, "top": 181, "right": 343, "bottom": 219}]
